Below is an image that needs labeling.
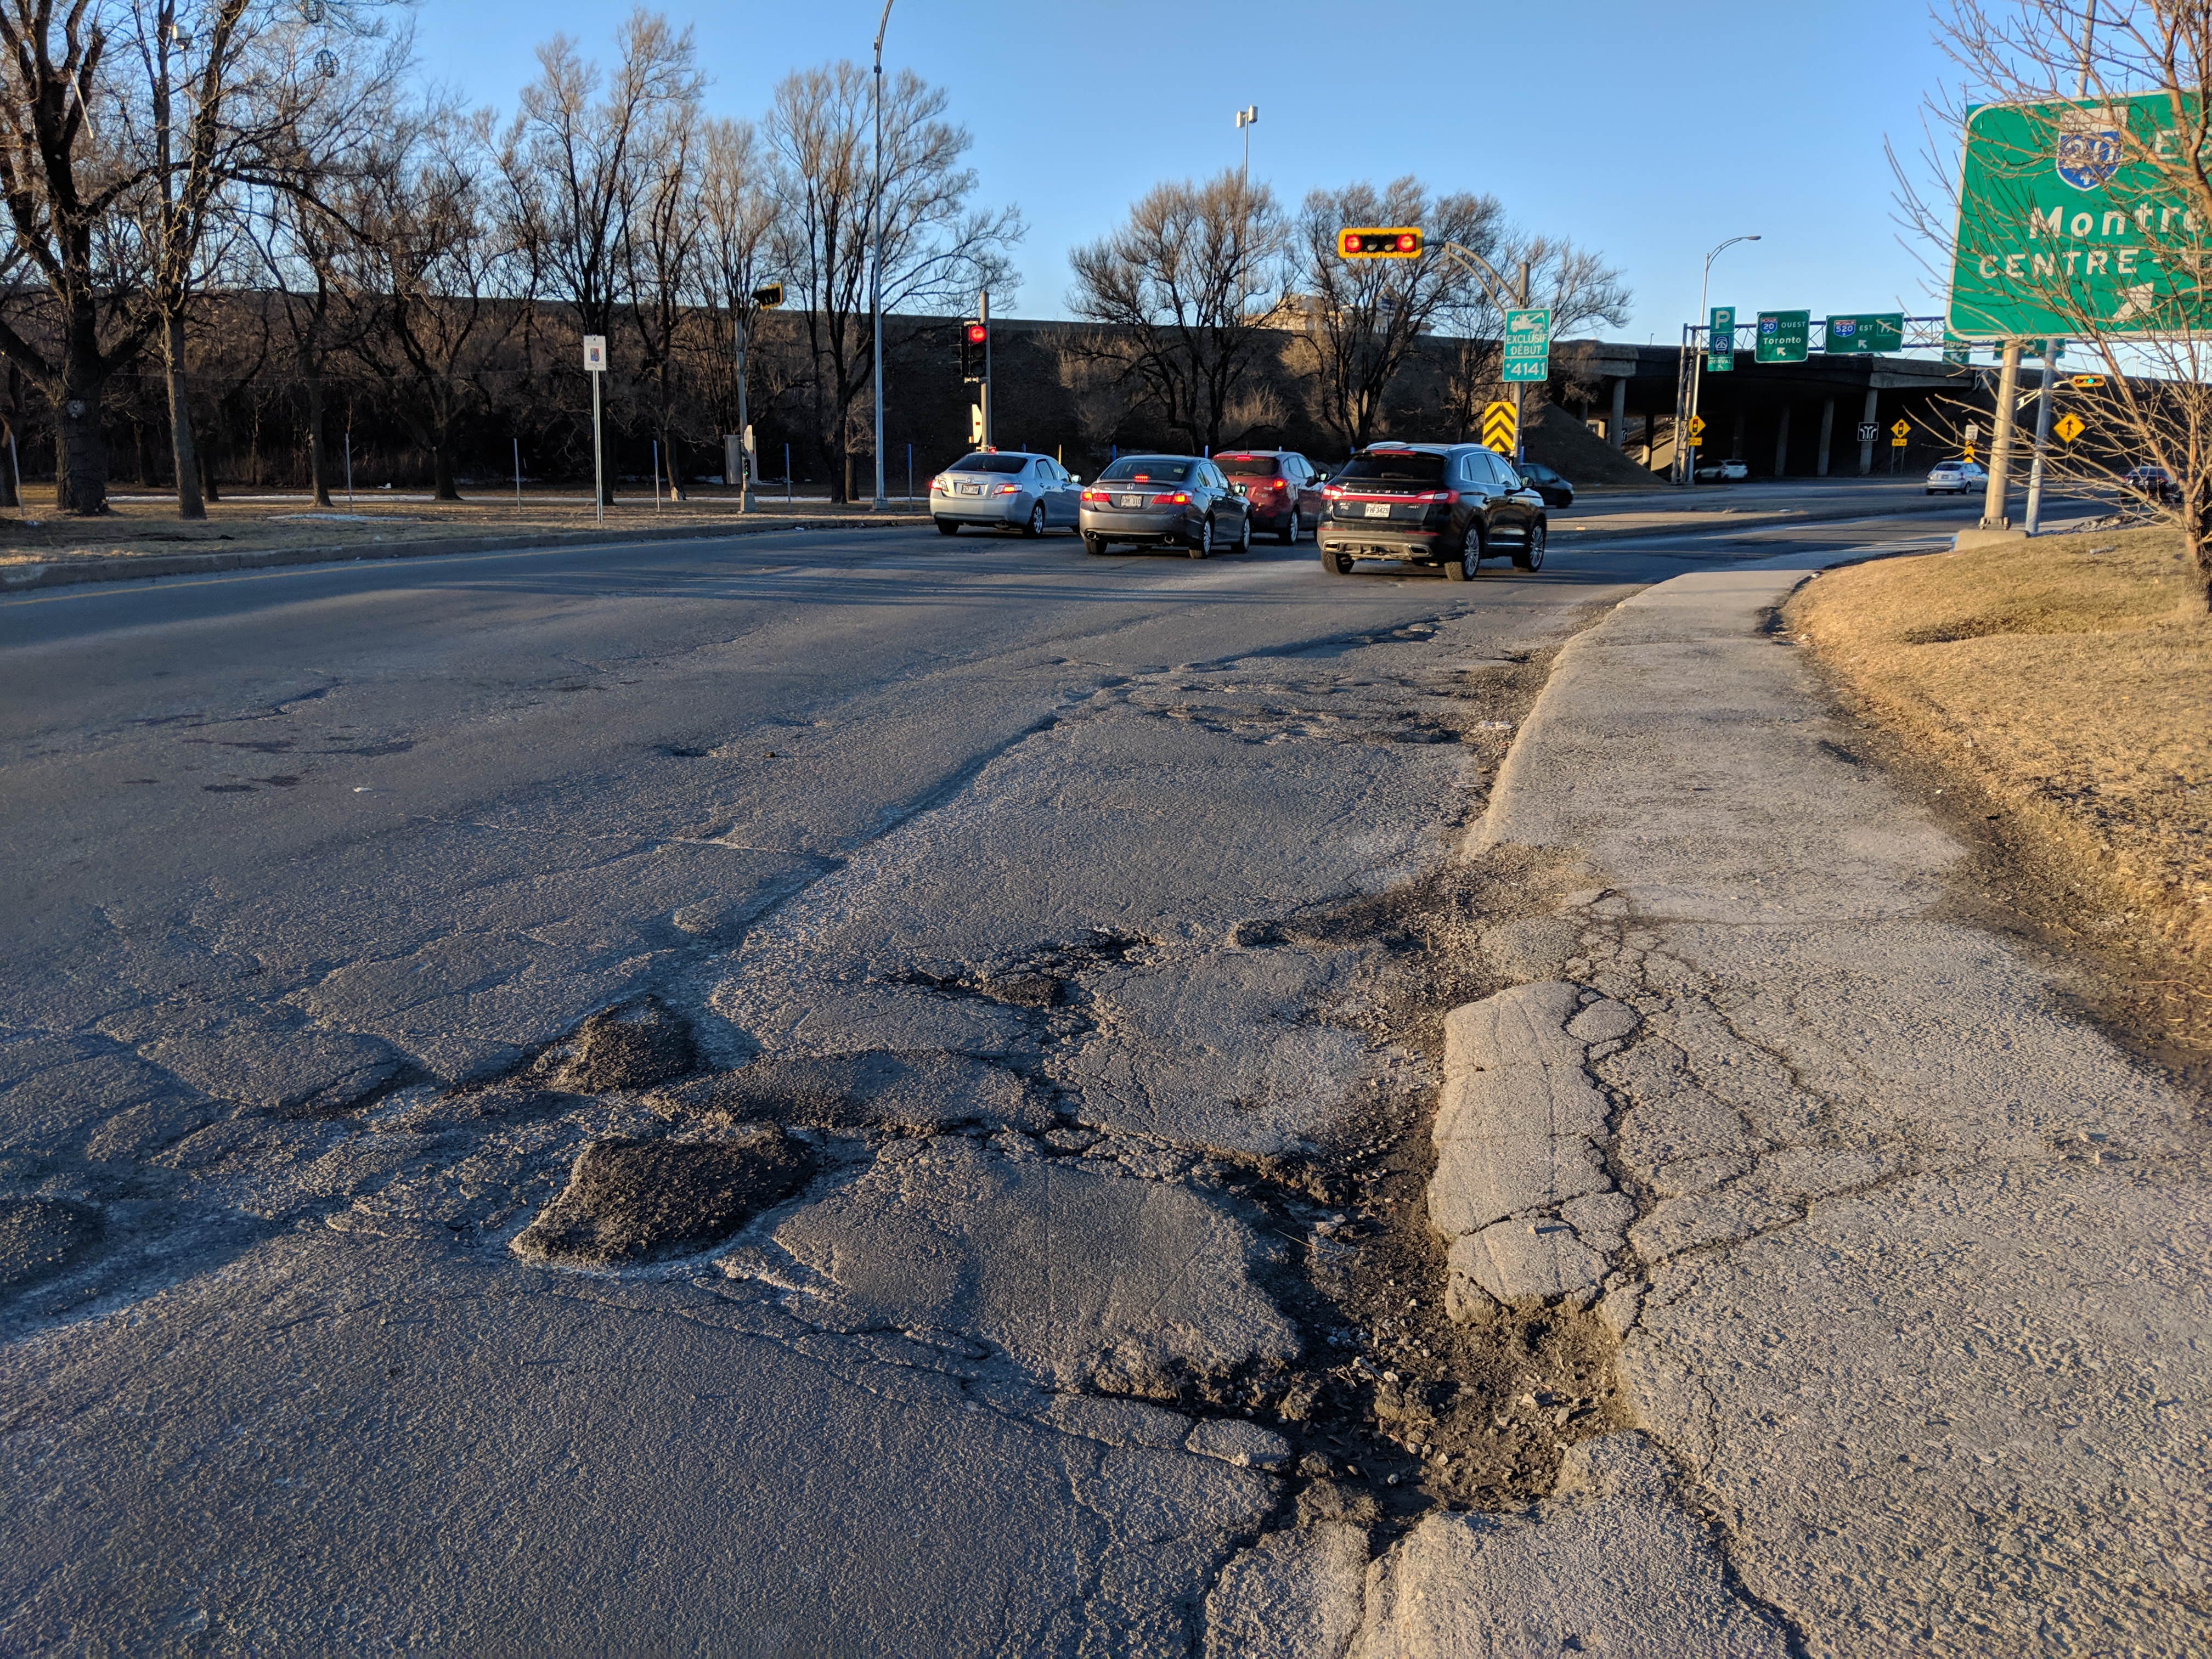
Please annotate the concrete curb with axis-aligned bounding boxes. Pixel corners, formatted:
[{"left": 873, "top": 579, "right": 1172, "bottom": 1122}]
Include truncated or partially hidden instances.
[
  {"left": 1560, "top": 495, "right": 1979, "bottom": 547},
  {"left": 0, "top": 512, "right": 931, "bottom": 594}
]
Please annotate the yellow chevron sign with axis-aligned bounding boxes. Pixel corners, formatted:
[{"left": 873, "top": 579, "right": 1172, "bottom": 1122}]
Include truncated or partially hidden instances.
[{"left": 1481, "top": 401, "right": 1517, "bottom": 454}]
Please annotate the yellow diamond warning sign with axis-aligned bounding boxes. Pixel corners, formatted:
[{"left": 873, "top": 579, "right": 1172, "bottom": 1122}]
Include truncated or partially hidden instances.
[{"left": 2054, "top": 412, "right": 2085, "bottom": 443}]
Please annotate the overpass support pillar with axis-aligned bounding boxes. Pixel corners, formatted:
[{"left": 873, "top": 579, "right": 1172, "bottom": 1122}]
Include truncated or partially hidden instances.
[
  {"left": 1816, "top": 397, "right": 1835, "bottom": 478},
  {"left": 1858, "top": 387, "right": 1880, "bottom": 475},
  {"left": 1773, "top": 405, "right": 1792, "bottom": 477},
  {"left": 1610, "top": 376, "right": 1628, "bottom": 449}
]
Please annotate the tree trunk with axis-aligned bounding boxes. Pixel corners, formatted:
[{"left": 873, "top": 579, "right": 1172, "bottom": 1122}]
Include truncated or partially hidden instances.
[
  {"left": 431, "top": 440, "right": 462, "bottom": 503},
  {"left": 163, "top": 314, "right": 206, "bottom": 520},
  {"left": 199, "top": 441, "right": 221, "bottom": 504},
  {"left": 301, "top": 353, "right": 332, "bottom": 507},
  {"left": 58, "top": 376, "right": 108, "bottom": 516},
  {"left": 134, "top": 421, "right": 158, "bottom": 485},
  {"left": 662, "top": 415, "right": 685, "bottom": 501}
]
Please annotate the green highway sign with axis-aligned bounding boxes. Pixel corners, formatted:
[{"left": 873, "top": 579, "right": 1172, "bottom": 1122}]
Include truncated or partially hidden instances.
[
  {"left": 1501, "top": 307, "right": 1552, "bottom": 382},
  {"left": 1706, "top": 306, "right": 1735, "bottom": 372},
  {"left": 1823, "top": 312, "right": 1905, "bottom": 354},
  {"left": 1754, "top": 310, "right": 1810, "bottom": 363},
  {"left": 1949, "top": 94, "right": 2212, "bottom": 339}
]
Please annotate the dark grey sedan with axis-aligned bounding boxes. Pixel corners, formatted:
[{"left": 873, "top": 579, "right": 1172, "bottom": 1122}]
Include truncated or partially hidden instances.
[{"left": 1078, "top": 455, "right": 1251, "bottom": 557}]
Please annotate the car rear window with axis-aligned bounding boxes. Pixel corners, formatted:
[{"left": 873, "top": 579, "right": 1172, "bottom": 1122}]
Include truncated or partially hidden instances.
[
  {"left": 1099, "top": 458, "right": 1192, "bottom": 483},
  {"left": 1216, "top": 455, "right": 1281, "bottom": 478},
  {"left": 946, "top": 453, "right": 1029, "bottom": 474},
  {"left": 1338, "top": 451, "right": 1447, "bottom": 487}
]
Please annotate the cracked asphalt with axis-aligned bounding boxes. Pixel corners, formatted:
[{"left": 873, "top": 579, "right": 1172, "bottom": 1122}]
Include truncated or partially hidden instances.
[{"left": 0, "top": 505, "right": 2000, "bottom": 1654}]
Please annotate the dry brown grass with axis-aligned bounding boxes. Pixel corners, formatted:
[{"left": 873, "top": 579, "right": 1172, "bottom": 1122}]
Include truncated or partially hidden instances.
[
  {"left": 1787, "top": 527, "right": 2210, "bottom": 989},
  {"left": 0, "top": 485, "right": 921, "bottom": 568}
]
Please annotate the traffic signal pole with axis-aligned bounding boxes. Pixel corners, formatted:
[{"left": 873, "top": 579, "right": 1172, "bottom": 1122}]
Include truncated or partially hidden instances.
[
  {"left": 2025, "top": 340, "right": 2061, "bottom": 535},
  {"left": 1979, "top": 341, "right": 2023, "bottom": 531},
  {"left": 979, "top": 289, "right": 993, "bottom": 449}
]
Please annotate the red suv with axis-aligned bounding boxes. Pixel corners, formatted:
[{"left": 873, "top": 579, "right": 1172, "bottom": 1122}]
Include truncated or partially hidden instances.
[{"left": 1215, "top": 450, "right": 1325, "bottom": 543}]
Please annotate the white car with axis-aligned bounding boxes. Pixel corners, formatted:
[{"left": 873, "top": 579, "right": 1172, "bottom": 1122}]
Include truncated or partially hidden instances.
[
  {"left": 1925, "top": 460, "right": 1988, "bottom": 495},
  {"left": 1692, "top": 458, "right": 1749, "bottom": 482}
]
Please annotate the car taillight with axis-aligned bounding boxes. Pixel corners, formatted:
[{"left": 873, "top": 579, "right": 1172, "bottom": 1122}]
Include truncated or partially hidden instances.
[
  {"left": 1322, "top": 485, "right": 1344, "bottom": 499},
  {"left": 1150, "top": 492, "right": 1189, "bottom": 505},
  {"left": 1418, "top": 490, "right": 1459, "bottom": 504},
  {"left": 1248, "top": 479, "right": 1282, "bottom": 496},
  {"left": 927, "top": 476, "right": 941, "bottom": 492},
  {"left": 995, "top": 483, "right": 1020, "bottom": 495},
  {"left": 1081, "top": 488, "right": 1107, "bottom": 503}
]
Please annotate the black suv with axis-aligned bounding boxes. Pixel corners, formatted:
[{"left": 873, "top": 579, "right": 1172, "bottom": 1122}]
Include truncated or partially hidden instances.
[{"left": 1317, "top": 443, "right": 1547, "bottom": 580}]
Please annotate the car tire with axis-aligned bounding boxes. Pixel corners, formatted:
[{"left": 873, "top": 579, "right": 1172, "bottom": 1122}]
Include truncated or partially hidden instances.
[
  {"left": 1023, "top": 503, "right": 1045, "bottom": 538},
  {"left": 1280, "top": 509, "right": 1300, "bottom": 545},
  {"left": 1084, "top": 534, "right": 1110, "bottom": 556},
  {"left": 1234, "top": 514, "right": 1251, "bottom": 554},
  {"left": 935, "top": 518, "right": 961, "bottom": 535},
  {"left": 1444, "top": 522, "right": 1482, "bottom": 582},
  {"left": 1514, "top": 521, "right": 1547, "bottom": 571},
  {"left": 1319, "top": 542, "right": 1352, "bottom": 576},
  {"left": 1189, "top": 517, "right": 1212, "bottom": 559}
]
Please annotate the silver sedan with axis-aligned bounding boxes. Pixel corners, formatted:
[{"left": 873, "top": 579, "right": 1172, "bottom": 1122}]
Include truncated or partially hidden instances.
[{"left": 930, "top": 452, "right": 1081, "bottom": 536}]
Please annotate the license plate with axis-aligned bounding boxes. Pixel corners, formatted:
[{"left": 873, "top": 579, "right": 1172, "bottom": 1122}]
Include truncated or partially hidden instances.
[
  {"left": 1117, "top": 494, "right": 1143, "bottom": 508},
  {"left": 1363, "top": 501, "right": 1392, "bottom": 518},
  {"left": 960, "top": 483, "right": 982, "bottom": 495}
]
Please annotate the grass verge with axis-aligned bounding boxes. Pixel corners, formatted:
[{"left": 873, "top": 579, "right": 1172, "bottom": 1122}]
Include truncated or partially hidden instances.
[{"left": 1786, "top": 526, "right": 2210, "bottom": 1057}]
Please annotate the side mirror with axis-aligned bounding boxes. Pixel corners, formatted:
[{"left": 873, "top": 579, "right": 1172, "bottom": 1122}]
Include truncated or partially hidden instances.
[{"left": 1070, "top": 475, "right": 1082, "bottom": 487}]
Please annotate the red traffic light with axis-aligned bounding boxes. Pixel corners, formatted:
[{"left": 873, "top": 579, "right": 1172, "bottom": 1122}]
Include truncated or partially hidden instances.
[
  {"left": 1336, "top": 227, "right": 1424, "bottom": 260},
  {"left": 965, "top": 322, "right": 988, "bottom": 345}
]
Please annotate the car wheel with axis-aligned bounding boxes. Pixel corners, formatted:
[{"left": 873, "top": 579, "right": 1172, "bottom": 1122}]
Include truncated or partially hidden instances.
[
  {"left": 1023, "top": 503, "right": 1045, "bottom": 538},
  {"left": 1444, "top": 522, "right": 1482, "bottom": 582},
  {"left": 1280, "top": 509, "right": 1300, "bottom": 546},
  {"left": 1318, "top": 542, "right": 1352, "bottom": 576},
  {"left": 1189, "top": 517, "right": 1212, "bottom": 559},
  {"left": 1084, "top": 534, "right": 1110, "bottom": 556},
  {"left": 1514, "top": 521, "right": 1547, "bottom": 571},
  {"left": 1235, "top": 514, "right": 1251, "bottom": 554},
  {"left": 934, "top": 518, "right": 961, "bottom": 535}
]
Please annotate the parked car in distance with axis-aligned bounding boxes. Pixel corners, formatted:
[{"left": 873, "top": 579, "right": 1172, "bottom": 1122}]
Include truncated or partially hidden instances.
[
  {"left": 1515, "top": 459, "right": 1576, "bottom": 506},
  {"left": 929, "top": 451, "right": 1081, "bottom": 536},
  {"left": 1078, "top": 455, "right": 1252, "bottom": 558},
  {"left": 1924, "top": 459, "right": 1988, "bottom": 495},
  {"left": 1215, "top": 450, "right": 1324, "bottom": 542},
  {"left": 1316, "top": 442, "right": 1546, "bottom": 580},
  {"left": 2124, "top": 464, "right": 2177, "bottom": 504},
  {"left": 1691, "top": 458, "right": 1750, "bottom": 483}
]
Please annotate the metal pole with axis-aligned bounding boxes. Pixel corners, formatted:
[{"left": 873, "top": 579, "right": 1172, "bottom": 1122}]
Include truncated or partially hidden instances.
[
  {"left": 1681, "top": 235, "right": 1759, "bottom": 485},
  {"left": 979, "top": 289, "right": 993, "bottom": 448},
  {"left": 870, "top": 0, "right": 894, "bottom": 510},
  {"left": 514, "top": 436, "right": 521, "bottom": 514},
  {"left": 345, "top": 430, "right": 353, "bottom": 508},
  {"left": 735, "top": 308, "right": 751, "bottom": 514},
  {"left": 2026, "top": 339, "right": 2061, "bottom": 534},
  {"left": 590, "top": 369, "right": 604, "bottom": 526},
  {"left": 1980, "top": 341, "right": 2023, "bottom": 529},
  {"left": 652, "top": 440, "right": 662, "bottom": 512},
  {"left": 2079, "top": 0, "right": 2097, "bottom": 96}
]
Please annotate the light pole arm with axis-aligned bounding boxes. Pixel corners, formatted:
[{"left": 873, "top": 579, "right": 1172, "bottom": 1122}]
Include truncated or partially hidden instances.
[{"left": 1433, "top": 240, "right": 1523, "bottom": 311}]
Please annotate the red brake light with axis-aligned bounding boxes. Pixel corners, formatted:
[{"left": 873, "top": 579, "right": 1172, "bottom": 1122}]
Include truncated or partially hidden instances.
[
  {"left": 1418, "top": 490, "right": 1459, "bottom": 504},
  {"left": 1322, "top": 484, "right": 1344, "bottom": 499},
  {"left": 1150, "top": 492, "right": 1189, "bottom": 505},
  {"left": 1081, "top": 488, "right": 1107, "bottom": 503},
  {"left": 994, "top": 483, "right": 1020, "bottom": 494}
]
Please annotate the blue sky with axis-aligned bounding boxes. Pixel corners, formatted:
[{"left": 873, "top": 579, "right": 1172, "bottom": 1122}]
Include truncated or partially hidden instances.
[{"left": 409, "top": 0, "right": 1963, "bottom": 343}]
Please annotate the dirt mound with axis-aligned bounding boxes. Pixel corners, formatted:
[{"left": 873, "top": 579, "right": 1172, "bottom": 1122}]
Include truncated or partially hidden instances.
[
  {"left": 1521, "top": 400, "right": 1665, "bottom": 490},
  {"left": 540, "top": 997, "right": 697, "bottom": 1092}
]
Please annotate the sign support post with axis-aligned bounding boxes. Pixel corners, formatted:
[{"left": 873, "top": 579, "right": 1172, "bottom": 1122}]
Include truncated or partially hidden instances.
[
  {"left": 979, "top": 289, "right": 992, "bottom": 449},
  {"left": 583, "top": 334, "right": 607, "bottom": 525},
  {"left": 1979, "top": 342, "right": 2023, "bottom": 530},
  {"left": 2025, "top": 339, "right": 2062, "bottom": 535}
]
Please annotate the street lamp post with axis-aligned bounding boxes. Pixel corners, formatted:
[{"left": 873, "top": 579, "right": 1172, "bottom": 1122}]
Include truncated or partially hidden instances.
[
  {"left": 870, "top": 0, "right": 894, "bottom": 510},
  {"left": 1234, "top": 105, "right": 1258, "bottom": 177},
  {"left": 1676, "top": 234, "right": 1759, "bottom": 486}
]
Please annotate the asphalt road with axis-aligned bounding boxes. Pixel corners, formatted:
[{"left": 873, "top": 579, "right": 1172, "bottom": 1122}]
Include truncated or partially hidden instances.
[{"left": 0, "top": 496, "right": 2045, "bottom": 1653}]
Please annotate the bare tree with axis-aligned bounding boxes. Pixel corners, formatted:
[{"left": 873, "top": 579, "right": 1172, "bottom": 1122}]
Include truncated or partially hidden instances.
[
  {"left": 1067, "top": 170, "right": 1289, "bottom": 454},
  {"left": 1903, "top": 1, "right": 2212, "bottom": 597},
  {"left": 1293, "top": 178, "right": 1502, "bottom": 448},
  {"left": 768, "top": 59, "right": 1018, "bottom": 500},
  {"left": 342, "top": 104, "right": 518, "bottom": 501},
  {"left": 1435, "top": 231, "right": 1632, "bottom": 443},
  {"left": 696, "top": 116, "right": 778, "bottom": 484},
  {"left": 625, "top": 98, "right": 698, "bottom": 499},
  {"left": 501, "top": 9, "right": 701, "bottom": 504}
]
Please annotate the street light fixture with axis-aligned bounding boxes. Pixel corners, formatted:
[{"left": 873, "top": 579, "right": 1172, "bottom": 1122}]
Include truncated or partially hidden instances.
[
  {"left": 1677, "top": 234, "right": 1759, "bottom": 485},
  {"left": 870, "top": 0, "right": 895, "bottom": 510},
  {"left": 1235, "top": 105, "right": 1257, "bottom": 178}
]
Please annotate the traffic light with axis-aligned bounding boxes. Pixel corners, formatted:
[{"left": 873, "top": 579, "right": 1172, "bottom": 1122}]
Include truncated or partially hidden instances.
[
  {"left": 752, "top": 283, "right": 784, "bottom": 310},
  {"left": 1338, "top": 227, "right": 1423, "bottom": 259},
  {"left": 959, "top": 319, "right": 986, "bottom": 382},
  {"left": 2069, "top": 374, "right": 2106, "bottom": 388}
]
